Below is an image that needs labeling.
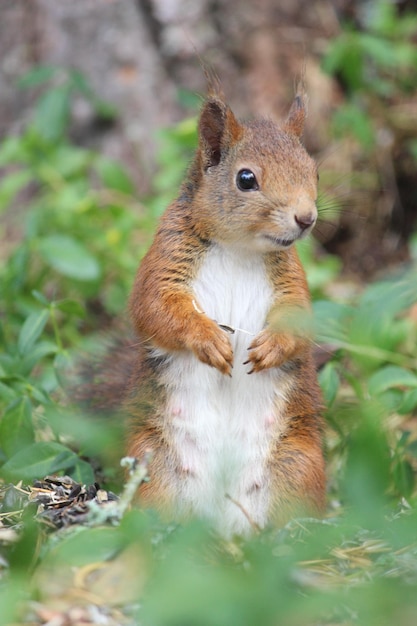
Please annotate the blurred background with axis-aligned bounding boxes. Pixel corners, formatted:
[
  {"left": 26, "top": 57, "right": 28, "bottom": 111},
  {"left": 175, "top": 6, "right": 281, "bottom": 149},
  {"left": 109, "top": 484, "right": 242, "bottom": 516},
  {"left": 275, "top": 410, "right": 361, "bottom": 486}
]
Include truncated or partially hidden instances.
[{"left": 1, "top": 0, "right": 417, "bottom": 277}]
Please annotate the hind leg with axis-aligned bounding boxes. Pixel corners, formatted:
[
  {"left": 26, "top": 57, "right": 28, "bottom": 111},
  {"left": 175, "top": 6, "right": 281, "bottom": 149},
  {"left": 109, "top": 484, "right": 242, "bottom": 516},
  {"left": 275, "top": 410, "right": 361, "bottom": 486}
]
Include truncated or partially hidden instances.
[{"left": 268, "top": 414, "right": 326, "bottom": 526}]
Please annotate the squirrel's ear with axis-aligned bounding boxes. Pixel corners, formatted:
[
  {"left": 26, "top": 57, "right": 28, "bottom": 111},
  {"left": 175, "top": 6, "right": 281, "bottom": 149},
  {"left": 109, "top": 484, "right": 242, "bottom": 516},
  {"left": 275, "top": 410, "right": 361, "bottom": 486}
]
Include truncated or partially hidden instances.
[
  {"left": 198, "top": 98, "right": 242, "bottom": 169},
  {"left": 283, "top": 95, "right": 307, "bottom": 138}
]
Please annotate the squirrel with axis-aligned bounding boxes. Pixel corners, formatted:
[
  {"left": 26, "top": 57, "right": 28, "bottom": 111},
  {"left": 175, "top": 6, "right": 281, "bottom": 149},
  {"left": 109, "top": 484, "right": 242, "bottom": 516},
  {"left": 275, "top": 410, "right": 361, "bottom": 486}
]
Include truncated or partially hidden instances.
[
  {"left": 122, "top": 87, "right": 326, "bottom": 537},
  {"left": 78, "top": 86, "right": 326, "bottom": 537}
]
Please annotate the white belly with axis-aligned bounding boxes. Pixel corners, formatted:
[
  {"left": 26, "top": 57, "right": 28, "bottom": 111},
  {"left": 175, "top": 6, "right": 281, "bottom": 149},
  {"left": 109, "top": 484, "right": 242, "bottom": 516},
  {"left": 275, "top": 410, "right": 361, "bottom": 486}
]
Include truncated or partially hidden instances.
[{"left": 160, "top": 244, "right": 290, "bottom": 536}]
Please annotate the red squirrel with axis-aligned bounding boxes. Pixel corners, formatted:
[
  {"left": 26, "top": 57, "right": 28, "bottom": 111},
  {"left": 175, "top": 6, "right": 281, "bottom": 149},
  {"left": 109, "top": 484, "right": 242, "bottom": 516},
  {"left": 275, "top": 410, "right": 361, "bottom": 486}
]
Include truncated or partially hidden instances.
[{"left": 121, "top": 87, "right": 326, "bottom": 536}]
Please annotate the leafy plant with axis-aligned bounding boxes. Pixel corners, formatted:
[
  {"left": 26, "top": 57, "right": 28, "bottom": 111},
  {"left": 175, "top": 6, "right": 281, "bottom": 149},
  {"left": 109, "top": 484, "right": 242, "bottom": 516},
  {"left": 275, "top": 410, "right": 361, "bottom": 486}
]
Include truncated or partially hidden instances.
[
  {"left": 322, "top": 0, "right": 417, "bottom": 147},
  {"left": 0, "top": 70, "right": 158, "bottom": 344},
  {"left": 0, "top": 70, "right": 146, "bottom": 488},
  {"left": 18, "top": 65, "right": 116, "bottom": 142},
  {"left": 317, "top": 263, "right": 417, "bottom": 501},
  {"left": 0, "top": 292, "right": 98, "bottom": 484}
]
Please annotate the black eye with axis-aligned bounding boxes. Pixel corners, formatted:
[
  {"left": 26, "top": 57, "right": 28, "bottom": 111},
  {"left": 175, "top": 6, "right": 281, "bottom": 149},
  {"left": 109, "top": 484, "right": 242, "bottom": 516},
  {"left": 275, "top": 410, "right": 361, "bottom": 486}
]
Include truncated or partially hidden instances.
[{"left": 236, "top": 169, "right": 259, "bottom": 191}]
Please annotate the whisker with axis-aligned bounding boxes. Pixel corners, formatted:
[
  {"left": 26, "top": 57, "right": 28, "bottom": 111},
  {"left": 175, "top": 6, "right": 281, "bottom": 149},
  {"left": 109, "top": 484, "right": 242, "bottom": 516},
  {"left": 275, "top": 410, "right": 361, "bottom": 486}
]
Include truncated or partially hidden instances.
[
  {"left": 318, "top": 206, "right": 366, "bottom": 220},
  {"left": 314, "top": 145, "right": 347, "bottom": 169}
]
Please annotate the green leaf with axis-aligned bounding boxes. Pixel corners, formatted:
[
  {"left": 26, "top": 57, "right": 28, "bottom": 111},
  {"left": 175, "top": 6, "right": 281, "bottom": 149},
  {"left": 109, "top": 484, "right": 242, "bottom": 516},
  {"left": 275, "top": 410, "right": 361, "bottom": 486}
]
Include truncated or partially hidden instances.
[
  {"left": 38, "top": 234, "right": 101, "bottom": 281},
  {"left": 17, "top": 65, "right": 57, "bottom": 89},
  {"left": 20, "top": 340, "right": 58, "bottom": 376},
  {"left": 1, "top": 442, "right": 78, "bottom": 481},
  {"left": 55, "top": 299, "right": 86, "bottom": 317},
  {"left": 368, "top": 366, "right": 417, "bottom": 397},
  {"left": 96, "top": 157, "right": 134, "bottom": 194},
  {"left": 318, "top": 362, "right": 340, "bottom": 407},
  {"left": 322, "top": 32, "right": 364, "bottom": 92},
  {"left": 69, "top": 70, "right": 117, "bottom": 119},
  {"left": 34, "top": 85, "right": 72, "bottom": 142},
  {"left": 0, "top": 136, "right": 26, "bottom": 166},
  {"left": 333, "top": 102, "right": 375, "bottom": 148},
  {"left": 399, "top": 388, "right": 417, "bottom": 415},
  {"left": 0, "top": 170, "right": 32, "bottom": 210},
  {"left": 360, "top": 33, "right": 397, "bottom": 69},
  {"left": 69, "top": 459, "right": 95, "bottom": 485},
  {"left": 54, "top": 351, "right": 74, "bottom": 387},
  {"left": 0, "top": 582, "right": 25, "bottom": 626},
  {"left": 31, "top": 290, "right": 50, "bottom": 306},
  {"left": 40, "top": 526, "right": 124, "bottom": 570},
  {"left": 392, "top": 457, "right": 415, "bottom": 498},
  {"left": 0, "top": 398, "right": 35, "bottom": 458},
  {"left": 53, "top": 145, "right": 92, "bottom": 177},
  {"left": 0, "top": 381, "right": 17, "bottom": 404},
  {"left": 17, "top": 309, "right": 49, "bottom": 356},
  {"left": 359, "top": 272, "right": 417, "bottom": 318},
  {"left": 313, "top": 300, "right": 352, "bottom": 344}
]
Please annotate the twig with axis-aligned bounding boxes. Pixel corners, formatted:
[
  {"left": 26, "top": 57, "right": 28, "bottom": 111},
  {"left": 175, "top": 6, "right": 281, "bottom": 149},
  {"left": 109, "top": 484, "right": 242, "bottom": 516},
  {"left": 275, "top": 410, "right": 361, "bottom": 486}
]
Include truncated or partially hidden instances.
[
  {"left": 118, "top": 451, "right": 153, "bottom": 517},
  {"left": 225, "top": 493, "right": 261, "bottom": 534}
]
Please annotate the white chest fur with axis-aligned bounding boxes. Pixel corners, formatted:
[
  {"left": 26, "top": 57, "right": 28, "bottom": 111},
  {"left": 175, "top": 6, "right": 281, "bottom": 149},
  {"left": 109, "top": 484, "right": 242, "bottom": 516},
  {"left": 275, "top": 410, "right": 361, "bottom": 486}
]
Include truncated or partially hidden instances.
[{"left": 160, "top": 244, "right": 290, "bottom": 536}]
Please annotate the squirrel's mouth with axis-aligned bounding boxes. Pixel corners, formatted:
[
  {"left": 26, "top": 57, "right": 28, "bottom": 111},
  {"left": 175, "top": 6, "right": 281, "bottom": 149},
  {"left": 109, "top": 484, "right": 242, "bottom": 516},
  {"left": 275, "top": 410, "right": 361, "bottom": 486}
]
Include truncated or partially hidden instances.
[{"left": 262, "top": 234, "right": 296, "bottom": 248}]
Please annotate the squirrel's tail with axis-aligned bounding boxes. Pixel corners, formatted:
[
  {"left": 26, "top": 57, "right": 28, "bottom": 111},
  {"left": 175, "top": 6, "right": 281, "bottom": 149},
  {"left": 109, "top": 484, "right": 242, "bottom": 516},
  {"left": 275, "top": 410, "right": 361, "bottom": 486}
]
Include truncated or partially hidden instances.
[{"left": 70, "top": 332, "right": 137, "bottom": 416}]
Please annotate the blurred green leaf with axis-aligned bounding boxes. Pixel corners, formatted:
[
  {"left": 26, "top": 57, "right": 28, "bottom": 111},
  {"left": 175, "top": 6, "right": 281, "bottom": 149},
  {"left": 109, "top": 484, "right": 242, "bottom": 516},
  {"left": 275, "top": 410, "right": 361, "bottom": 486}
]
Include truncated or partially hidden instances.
[
  {"left": 69, "top": 69, "right": 117, "bottom": 119},
  {"left": 333, "top": 102, "right": 375, "bottom": 147},
  {"left": 319, "top": 362, "right": 340, "bottom": 407},
  {"left": 31, "top": 290, "right": 50, "bottom": 306},
  {"left": 343, "top": 403, "right": 391, "bottom": 520},
  {"left": 313, "top": 299, "right": 352, "bottom": 344},
  {"left": 55, "top": 299, "right": 85, "bottom": 317},
  {"left": 368, "top": 366, "right": 417, "bottom": 396},
  {"left": 17, "top": 65, "right": 57, "bottom": 89},
  {"left": 399, "top": 388, "right": 417, "bottom": 414},
  {"left": 0, "top": 582, "right": 26, "bottom": 626},
  {"left": 0, "top": 397, "right": 35, "bottom": 458},
  {"left": 34, "top": 85, "right": 72, "bottom": 141},
  {"left": 96, "top": 157, "right": 134, "bottom": 194},
  {"left": 0, "top": 169, "right": 32, "bottom": 210},
  {"left": 0, "top": 381, "right": 18, "bottom": 404},
  {"left": 19, "top": 340, "right": 58, "bottom": 376},
  {"left": 360, "top": 33, "right": 397, "bottom": 68},
  {"left": 69, "top": 458, "right": 95, "bottom": 484},
  {"left": 322, "top": 32, "right": 364, "bottom": 91},
  {"left": 1, "top": 441, "right": 78, "bottom": 481},
  {"left": 17, "top": 309, "right": 49, "bottom": 356},
  {"left": 40, "top": 526, "right": 124, "bottom": 569},
  {"left": 392, "top": 455, "right": 415, "bottom": 498},
  {"left": 53, "top": 145, "right": 92, "bottom": 178},
  {"left": 0, "top": 136, "right": 25, "bottom": 166},
  {"left": 38, "top": 234, "right": 101, "bottom": 281}
]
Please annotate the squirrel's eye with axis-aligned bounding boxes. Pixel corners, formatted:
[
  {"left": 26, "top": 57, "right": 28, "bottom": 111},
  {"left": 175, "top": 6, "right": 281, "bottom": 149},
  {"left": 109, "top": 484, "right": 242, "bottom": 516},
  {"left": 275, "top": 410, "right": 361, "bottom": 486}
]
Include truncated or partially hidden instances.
[{"left": 236, "top": 169, "right": 259, "bottom": 191}]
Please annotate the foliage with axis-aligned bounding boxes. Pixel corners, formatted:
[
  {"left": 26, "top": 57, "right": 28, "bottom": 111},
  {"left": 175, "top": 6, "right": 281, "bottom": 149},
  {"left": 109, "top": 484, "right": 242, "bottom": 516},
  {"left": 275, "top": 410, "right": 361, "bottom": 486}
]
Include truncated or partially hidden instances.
[
  {"left": 316, "top": 263, "right": 417, "bottom": 504},
  {"left": 0, "top": 61, "right": 416, "bottom": 626},
  {"left": 322, "top": 0, "right": 417, "bottom": 148},
  {"left": 0, "top": 69, "right": 148, "bottom": 491},
  {"left": 0, "top": 65, "right": 151, "bottom": 341}
]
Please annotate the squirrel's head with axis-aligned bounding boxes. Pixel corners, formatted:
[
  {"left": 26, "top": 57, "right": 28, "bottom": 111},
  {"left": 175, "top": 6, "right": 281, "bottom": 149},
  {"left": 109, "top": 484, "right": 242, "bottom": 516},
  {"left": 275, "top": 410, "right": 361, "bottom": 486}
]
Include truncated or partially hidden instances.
[{"left": 194, "top": 93, "right": 318, "bottom": 252}]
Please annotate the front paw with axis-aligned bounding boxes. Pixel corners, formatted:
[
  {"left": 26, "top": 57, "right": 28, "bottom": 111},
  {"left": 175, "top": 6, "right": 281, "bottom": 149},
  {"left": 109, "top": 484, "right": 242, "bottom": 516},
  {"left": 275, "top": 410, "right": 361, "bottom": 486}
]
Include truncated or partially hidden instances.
[
  {"left": 188, "top": 318, "right": 233, "bottom": 376},
  {"left": 245, "top": 329, "right": 299, "bottom": 373}
]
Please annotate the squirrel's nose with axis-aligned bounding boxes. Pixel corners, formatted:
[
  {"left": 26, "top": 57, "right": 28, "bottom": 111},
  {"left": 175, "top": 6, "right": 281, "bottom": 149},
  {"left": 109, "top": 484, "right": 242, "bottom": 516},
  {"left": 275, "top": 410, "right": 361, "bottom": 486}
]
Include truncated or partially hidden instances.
[{"left": 294, "top": 213, "right": 316, "bottom": 231}]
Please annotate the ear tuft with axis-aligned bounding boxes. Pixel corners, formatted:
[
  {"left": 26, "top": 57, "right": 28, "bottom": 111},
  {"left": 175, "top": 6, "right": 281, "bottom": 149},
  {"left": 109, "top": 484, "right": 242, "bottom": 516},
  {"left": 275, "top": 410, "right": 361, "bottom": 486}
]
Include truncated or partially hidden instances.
[
  {"left": 203, "top": 65, "right": 225, "bottom": 101},
  {"left": 283, "top": 93, "right": 307, "bottom": 138},
  {"left": 198, "top": 97, "right": 242, "bottom": 169}
]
